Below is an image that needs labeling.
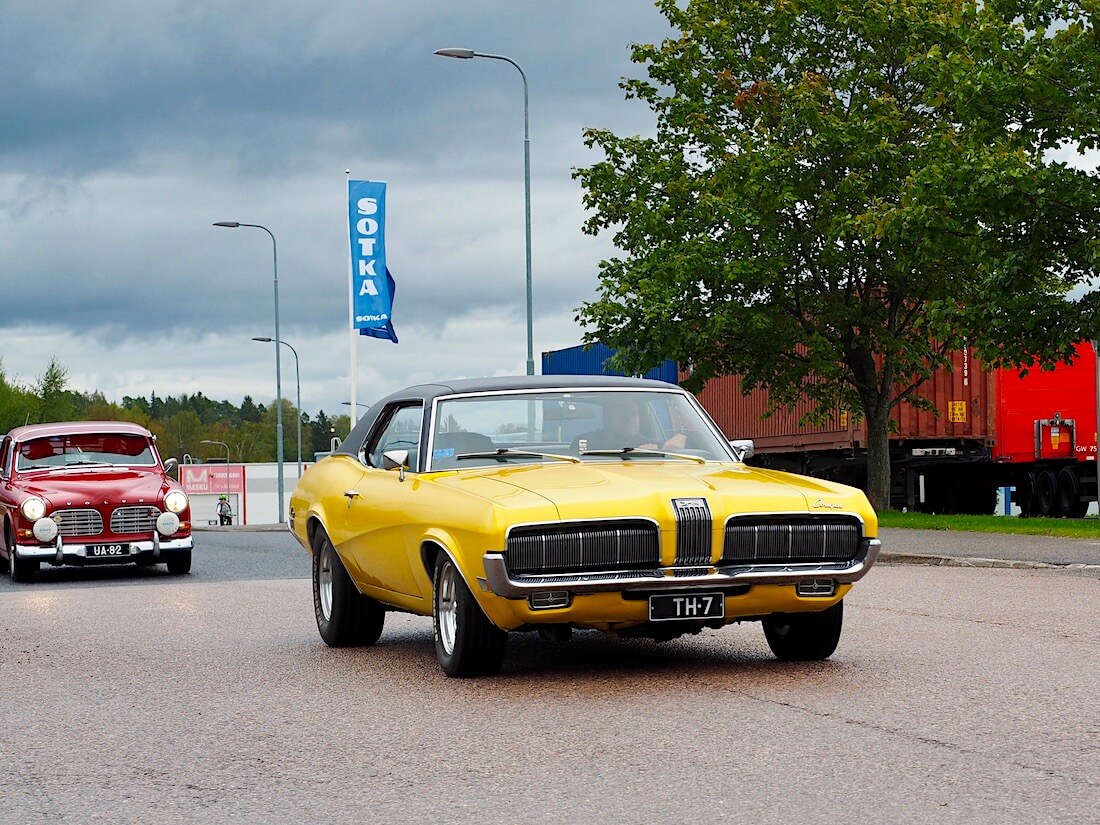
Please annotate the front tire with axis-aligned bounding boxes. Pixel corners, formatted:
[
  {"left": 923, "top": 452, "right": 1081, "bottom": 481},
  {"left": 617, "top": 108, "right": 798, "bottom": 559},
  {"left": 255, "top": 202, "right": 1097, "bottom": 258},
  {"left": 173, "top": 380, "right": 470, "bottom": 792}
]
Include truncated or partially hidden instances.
[
  {"left": 762, "top": 600, "right": 844, "bottom": 661},
  {"left": 433, "top": 553, "right": 507, "bottom": 677},
  {"left": 9, "top": 550, "right": 38, "bottom": 583},
  {"left": 166, "top": 551, "right": 192, "bottom": 575},
  {"left": 312, "top": 531, "right": 384, "bottom": 647}
]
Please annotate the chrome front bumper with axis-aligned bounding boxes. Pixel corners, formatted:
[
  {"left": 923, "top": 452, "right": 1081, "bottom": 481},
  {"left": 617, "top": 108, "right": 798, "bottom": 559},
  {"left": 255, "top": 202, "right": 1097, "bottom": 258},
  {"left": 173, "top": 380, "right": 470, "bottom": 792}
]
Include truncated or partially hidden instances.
[
  {"left": 15, "top": 534, "right": 194, "bottom": 561},
  {"left": 483, "top": 538, "right": 881, "bottom": 599}
]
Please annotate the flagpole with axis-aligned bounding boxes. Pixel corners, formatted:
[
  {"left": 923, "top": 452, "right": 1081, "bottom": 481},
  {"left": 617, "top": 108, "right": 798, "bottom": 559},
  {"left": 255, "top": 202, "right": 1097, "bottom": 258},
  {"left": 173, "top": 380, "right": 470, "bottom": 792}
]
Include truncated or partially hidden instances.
[{"left": 346, "top": 169, "right": 358, "bottom": 427}]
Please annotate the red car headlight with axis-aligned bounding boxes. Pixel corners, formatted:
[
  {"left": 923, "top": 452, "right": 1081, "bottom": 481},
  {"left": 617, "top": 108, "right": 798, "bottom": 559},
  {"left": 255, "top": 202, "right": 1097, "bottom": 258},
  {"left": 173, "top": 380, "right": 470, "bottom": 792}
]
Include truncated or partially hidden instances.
[
  {"left": 21, "top": 497, "right": 46, "bottom": 520},
  {"left": 164, "top": 491, "right": 188, "bottom": 514}
]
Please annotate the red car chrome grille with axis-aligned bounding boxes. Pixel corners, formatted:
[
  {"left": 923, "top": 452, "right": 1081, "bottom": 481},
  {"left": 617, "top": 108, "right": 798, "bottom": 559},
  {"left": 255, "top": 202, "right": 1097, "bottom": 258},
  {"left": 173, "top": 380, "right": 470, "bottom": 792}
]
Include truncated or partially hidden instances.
[
  {"left": 110, "top": 506, "right": 160, "bottom": 534},
  {"left": 54, "top": 508, "right": 104, "bottom": 537}
]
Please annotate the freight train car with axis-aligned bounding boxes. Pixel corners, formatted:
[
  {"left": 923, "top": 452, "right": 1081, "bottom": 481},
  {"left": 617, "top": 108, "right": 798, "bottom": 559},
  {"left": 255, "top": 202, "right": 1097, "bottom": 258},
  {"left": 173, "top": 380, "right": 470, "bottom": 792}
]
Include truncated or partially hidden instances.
[{"left": 542, "top": 343, "right": 1098, "bottom": 516}]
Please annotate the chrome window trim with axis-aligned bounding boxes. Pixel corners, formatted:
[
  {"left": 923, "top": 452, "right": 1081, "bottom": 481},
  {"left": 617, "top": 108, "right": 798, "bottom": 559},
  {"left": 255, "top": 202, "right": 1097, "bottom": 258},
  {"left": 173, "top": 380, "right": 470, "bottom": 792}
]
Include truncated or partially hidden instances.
[
  {"left": 359, "top": 401, "right": 425, "bottom": 471},
  {"left": 425, "top": 386, "right": 737, "bottom": 472}
]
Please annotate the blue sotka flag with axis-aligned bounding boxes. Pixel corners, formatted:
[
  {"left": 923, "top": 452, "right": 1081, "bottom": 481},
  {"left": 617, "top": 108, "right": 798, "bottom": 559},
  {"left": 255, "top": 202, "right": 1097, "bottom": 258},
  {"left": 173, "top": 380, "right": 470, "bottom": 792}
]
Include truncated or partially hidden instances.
[
  {"left": 360, "top": 268, "right": 398, "bottom": 343},
  {"left": 348, "top": 179, "right": 398, "bottom": 343}
]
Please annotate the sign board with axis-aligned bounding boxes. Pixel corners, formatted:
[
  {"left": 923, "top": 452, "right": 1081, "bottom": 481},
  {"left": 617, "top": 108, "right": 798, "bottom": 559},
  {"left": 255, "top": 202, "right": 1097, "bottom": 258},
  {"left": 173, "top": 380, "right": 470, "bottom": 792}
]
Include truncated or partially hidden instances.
[{"left": 180, "top": 464, "right": 246, "bottom": 495}]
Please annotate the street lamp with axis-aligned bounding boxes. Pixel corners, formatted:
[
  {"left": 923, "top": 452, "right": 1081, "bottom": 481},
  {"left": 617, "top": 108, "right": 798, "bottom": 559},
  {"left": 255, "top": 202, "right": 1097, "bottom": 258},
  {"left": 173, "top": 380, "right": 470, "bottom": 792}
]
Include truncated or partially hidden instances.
[
  {"left": 199, "top": 440, "right": 231, "bottom": 514},
  {"left": 434, "top": 47, "right": 534, "bottom": 376},
  {"left": 253, "top": 336, "right": 302, "bottom": 477},
  {"left": 214, "top": 221, "right": 285, "bottom": 523}
]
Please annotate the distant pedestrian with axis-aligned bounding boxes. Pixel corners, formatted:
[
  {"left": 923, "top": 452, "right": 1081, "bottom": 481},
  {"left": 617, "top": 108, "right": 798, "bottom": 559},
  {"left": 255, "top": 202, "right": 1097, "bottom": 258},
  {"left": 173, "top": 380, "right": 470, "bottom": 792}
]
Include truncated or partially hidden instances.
[{"left": 216, "top": 495, "right": 232, "bottom": 526}]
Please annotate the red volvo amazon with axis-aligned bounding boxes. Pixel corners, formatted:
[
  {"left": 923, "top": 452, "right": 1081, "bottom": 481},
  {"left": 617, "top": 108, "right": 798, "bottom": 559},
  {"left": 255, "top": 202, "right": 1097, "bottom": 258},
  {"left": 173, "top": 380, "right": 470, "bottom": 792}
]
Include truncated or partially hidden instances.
[{"left": 0, "top": 421, "right": 193, "bottom": 581}]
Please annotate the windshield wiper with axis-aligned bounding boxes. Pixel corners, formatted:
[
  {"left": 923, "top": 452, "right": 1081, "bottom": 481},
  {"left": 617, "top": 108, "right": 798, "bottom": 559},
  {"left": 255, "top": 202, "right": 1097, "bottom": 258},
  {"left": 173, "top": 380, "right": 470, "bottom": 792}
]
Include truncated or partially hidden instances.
[
  {"left": 45, "top": 461, "right": 113, "bottom": 471},
  {"left": 455, "top": 448, "right": 581, "bottom": 464},
  {"left": 581, "top": 447, "right": 706, "bottom": 464}
]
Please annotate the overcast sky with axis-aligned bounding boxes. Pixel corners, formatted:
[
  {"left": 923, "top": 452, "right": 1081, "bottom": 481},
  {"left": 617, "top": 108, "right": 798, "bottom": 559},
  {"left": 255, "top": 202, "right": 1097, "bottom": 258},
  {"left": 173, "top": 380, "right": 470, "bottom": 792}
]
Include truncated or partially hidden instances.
[{"left": 0, "top": 0, "right": 673, "bottom": 419}]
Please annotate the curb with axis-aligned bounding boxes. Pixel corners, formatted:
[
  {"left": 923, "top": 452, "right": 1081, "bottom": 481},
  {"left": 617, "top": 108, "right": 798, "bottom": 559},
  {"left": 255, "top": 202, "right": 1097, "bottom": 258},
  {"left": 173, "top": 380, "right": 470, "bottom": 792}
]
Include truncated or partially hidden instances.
[
  {"left": 193, "top": 525, "right": 288, "bottom": 533},
  {"left": 878, "top": 550, "right": 1100, "bottom": 572}
]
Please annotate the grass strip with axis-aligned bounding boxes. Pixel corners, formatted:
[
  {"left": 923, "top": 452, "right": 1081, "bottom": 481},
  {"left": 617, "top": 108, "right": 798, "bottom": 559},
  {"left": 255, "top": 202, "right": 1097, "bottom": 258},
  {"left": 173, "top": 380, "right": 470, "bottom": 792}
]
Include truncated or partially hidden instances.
[{"left": 878, "top": 510, "right": 1100, "bottom": 538}]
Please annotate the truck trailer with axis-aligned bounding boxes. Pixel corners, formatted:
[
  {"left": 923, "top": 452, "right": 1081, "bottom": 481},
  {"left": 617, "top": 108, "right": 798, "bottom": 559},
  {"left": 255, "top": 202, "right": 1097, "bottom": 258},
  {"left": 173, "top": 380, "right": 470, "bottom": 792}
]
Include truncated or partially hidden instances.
[{"left": 542, "top": 343, "right": 1099, "bottom": 516}]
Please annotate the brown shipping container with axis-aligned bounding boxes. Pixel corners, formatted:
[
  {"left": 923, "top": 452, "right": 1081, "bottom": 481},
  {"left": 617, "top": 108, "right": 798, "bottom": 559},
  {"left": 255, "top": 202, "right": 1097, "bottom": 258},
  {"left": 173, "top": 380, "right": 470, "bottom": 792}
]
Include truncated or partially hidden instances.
[{"left": 693, "top": 348, "right": 995, "bottom": 452}]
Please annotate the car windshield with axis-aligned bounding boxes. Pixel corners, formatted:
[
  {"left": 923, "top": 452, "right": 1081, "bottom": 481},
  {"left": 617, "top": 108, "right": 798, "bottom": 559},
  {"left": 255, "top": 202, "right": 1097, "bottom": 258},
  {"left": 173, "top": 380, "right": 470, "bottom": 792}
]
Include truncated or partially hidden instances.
[
  {"left": 429, "top": 389, "right": 733, "bottom": 470},
  {"left": 16, "top": 433, "right": 157, "bottom": 471}
]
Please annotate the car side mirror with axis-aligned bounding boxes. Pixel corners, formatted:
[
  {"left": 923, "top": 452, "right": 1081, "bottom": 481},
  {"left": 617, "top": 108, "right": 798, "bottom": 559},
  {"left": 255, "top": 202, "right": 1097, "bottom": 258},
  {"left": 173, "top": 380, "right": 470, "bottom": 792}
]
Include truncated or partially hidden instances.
[
  {"left": 382, "top": 449, "right": 410, "bottom": 482},
  {"left": 729, "top": 439, "right": 754, "bottom": 462},
  {"left": 163, "top": 457, "right": 179, "bottom": 474}
]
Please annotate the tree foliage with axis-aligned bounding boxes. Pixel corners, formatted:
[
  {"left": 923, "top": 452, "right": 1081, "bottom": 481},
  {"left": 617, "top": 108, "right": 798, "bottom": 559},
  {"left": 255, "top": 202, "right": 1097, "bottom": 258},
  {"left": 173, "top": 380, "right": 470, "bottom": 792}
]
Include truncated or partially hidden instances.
[
  {"left": 575, "top": 0, "right": 1100, "bottom": 506},
  {"left": 0, "top": 357, "right": 347, "bottom": 466}
]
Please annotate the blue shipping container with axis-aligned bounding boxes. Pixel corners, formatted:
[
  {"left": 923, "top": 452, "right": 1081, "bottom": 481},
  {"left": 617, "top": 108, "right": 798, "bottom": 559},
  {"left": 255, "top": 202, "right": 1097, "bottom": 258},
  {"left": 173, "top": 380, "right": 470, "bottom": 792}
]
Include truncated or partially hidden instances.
[{"left": 541, "top": 343, "right": 679, "bottom": 384}]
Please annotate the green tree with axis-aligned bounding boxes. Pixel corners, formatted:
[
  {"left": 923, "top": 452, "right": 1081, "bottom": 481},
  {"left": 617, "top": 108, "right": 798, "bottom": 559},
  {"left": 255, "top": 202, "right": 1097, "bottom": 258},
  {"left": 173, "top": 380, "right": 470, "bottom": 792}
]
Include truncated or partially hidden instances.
[
  {"left": 0, "top": 361, "right": 37, "bottom": 433},
  {"left": 575, "top": 0, "right": 1100, "bottom": 508},
  {"left": 35, "top": 358, "right": 77, "bottom": 423},
  {"left": 310, "top": 410, "right": 333, "bottom": 456}
]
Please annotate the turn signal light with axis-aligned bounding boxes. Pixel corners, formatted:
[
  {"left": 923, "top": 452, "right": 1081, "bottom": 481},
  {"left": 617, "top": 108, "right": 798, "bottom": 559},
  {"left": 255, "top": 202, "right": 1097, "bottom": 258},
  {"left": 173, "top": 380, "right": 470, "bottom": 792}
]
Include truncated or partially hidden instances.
[
  {"left": 796, "top": 579, "right": 836, "bottom": 597},
  {"left": 528, "top": 591, "right": 571, "bottom": 610}
]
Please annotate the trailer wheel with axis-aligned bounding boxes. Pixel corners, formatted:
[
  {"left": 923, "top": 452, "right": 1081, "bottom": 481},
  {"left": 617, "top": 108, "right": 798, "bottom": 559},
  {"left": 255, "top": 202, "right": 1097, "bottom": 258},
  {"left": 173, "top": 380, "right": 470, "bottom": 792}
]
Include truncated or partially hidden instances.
[
  {"left": 1036, "top": 470, "right": 1057, "bottom": 517},
  {"left": 1056, "top": 468, "right": 1088, "bottom": 518}
]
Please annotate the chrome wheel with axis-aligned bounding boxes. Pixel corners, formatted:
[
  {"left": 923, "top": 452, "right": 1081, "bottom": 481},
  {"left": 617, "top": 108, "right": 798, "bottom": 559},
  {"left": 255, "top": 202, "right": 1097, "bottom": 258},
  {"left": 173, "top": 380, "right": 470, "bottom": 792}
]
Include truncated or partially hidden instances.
[
  {"left": 432, "top": 552, "right": 507, "bottom": 677},
  {"left": 311, "top": 531, "right": 385, "bottom": 648},
  {"left": 436, "top": 558, "right": 458, "bottom": 656},
  {"left": 318, "top": 542, "right": 335, "bottom": 622}
]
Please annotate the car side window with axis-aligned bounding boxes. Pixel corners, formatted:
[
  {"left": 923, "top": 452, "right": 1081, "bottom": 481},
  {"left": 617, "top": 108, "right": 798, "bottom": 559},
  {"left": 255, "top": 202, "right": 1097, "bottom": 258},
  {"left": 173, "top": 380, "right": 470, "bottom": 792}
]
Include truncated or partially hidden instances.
[
  {"left": 0, "top": 438, "right": 10, "bottom": 479},
  {"left": 365, "top": 403, "right": 423, "bottom": 470}
]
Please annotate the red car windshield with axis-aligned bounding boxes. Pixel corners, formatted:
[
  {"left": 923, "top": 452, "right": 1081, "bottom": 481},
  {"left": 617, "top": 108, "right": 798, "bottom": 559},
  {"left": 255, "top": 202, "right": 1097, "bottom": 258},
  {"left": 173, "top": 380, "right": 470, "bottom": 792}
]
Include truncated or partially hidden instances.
[{"left": 17, "top": 433, "right": 157, "bottom": 471}]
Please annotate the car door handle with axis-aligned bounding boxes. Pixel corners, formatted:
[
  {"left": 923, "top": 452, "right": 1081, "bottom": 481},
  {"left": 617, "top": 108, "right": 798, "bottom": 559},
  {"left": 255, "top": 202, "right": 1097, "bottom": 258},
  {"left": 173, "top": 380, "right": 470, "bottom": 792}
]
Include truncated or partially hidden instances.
[{"left": 343, "top": 490, "right": 361, "bottom": 503}]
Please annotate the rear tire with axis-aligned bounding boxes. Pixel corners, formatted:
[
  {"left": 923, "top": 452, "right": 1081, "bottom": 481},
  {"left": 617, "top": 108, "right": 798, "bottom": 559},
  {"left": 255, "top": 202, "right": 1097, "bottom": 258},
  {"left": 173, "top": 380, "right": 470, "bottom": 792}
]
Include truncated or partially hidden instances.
[
  {"left": 762, "top": 600, "right": 843, "bottom": 661},
  {"left": 1036, "top": 470, "right": 1057, "bottom": 517},
  {"left": 312, "top": 531, "right": 385, "bottom": 647},
  {"left": 433, "top": 553, "right": 507, "bottom": 677},
  {"left": 1056, "top": 468, "right": 1088, "bottom": 518}
]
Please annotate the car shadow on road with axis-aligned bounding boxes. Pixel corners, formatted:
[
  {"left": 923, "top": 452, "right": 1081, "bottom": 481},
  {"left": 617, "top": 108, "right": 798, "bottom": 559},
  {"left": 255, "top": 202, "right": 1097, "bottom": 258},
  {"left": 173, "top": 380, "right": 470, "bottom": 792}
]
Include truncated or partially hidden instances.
[
  {"left": 0, "top": 564, "right": 186, "bottom": 590},
  {"left": 307, "top": 619, "right": 848, "bottom": 687}
]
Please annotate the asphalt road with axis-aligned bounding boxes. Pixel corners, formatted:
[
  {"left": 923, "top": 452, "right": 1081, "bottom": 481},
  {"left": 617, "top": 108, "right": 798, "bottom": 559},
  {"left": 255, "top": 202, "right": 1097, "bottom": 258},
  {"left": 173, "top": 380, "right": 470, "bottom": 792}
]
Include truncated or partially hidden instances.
[{"left": 0, "top": 530, "right": 1096, "bottom": 823}]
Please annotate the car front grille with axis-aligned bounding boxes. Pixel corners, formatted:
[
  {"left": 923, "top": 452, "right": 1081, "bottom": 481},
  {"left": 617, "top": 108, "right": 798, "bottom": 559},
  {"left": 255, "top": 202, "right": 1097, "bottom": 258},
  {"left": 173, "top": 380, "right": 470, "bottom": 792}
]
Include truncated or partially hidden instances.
[
  {"left": 505, "top": 520, "right": 660, "bottom": 575},
  {"left": 54, "top": 508, "right": 104, "bottom": 537},
  {"left": 721, "top": 515, "right": 862, "bottom": 564},
  {"left": 110, "top": 506, "right": 160, "bottom": 534},
  {"left": 673, "top": 497, "right": 712, "bottom": 565}
]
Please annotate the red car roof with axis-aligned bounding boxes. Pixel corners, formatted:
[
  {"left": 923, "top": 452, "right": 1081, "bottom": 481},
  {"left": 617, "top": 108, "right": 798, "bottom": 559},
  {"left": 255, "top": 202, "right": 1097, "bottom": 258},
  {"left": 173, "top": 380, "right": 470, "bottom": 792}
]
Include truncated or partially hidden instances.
[{"left": 7, "top": 421, "right": 153, "bottom": 441}]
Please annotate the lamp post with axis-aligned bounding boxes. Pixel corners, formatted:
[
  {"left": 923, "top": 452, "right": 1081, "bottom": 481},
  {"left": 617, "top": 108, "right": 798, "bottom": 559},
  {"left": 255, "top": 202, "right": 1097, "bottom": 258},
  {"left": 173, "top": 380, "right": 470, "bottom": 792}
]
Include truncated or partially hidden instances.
[
  {"left": 214, "top": 221, "right": 285, "bottom": 523},
  {"left": 199, "top": 440, "right": 231, "bottom": 518},
  {"left": 253, "top": 337, "right": 302, "bottom": 477},
  {"left": 434, "top": 47, "right": 534, "bottom": 376}
]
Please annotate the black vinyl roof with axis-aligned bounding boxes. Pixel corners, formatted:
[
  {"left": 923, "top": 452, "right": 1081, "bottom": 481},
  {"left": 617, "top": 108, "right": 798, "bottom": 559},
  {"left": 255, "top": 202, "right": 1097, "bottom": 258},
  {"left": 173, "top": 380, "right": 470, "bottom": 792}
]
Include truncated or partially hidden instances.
[{"left": 336, "top": 374, "right": 680, "bottom": 457}]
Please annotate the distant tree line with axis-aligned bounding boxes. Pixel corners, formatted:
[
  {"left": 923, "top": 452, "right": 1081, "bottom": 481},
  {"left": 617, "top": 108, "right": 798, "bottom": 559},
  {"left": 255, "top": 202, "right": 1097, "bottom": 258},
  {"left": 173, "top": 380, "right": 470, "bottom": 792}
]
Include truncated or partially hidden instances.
[{"left": 0, "top": 357, "right": 351, "bottom": 464}]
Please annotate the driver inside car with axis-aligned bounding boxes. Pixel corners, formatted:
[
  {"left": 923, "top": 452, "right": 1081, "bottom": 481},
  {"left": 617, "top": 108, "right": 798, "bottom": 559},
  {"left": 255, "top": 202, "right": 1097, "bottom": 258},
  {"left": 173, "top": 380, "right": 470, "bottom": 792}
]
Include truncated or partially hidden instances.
[{"left": 573, "top": 398, "right": 687, "bottom": 452}]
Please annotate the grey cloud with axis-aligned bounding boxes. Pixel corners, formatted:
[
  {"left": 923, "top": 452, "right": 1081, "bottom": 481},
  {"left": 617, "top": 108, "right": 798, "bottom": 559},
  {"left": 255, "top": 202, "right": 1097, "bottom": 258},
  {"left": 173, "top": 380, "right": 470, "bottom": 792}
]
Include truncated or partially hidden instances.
[{"left": 0, "top": 1, "right": 671, "bottom": 413}]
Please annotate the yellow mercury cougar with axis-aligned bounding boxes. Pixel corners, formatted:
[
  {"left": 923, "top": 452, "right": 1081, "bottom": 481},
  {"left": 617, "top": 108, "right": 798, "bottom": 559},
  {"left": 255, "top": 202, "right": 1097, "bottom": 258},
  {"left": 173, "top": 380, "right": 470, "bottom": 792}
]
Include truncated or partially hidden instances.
[{"left": 289, "top": 376, "right": 880, "bottom": 677}]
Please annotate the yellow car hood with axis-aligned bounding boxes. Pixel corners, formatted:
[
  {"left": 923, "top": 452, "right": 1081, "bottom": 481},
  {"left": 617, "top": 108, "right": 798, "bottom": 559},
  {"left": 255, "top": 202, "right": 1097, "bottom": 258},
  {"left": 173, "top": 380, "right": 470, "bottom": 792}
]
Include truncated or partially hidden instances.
[{"left": 431, "top": 461, "right": 873, "bottom": 526}]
